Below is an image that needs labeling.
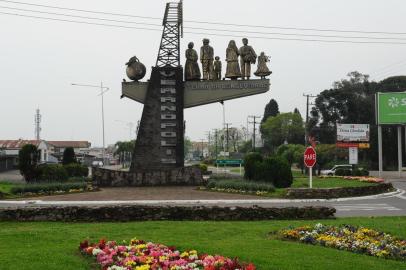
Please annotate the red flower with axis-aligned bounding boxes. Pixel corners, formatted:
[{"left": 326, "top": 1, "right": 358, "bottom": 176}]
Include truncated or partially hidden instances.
[
  {"left": 245, "top": 263, "right": 256, "bottom": 270},
  {"left": 204, "top": 266, "right": 216, "bottom": 270},
  {"left": 79, "top": 240, "right": 89, "bottom": 250}
]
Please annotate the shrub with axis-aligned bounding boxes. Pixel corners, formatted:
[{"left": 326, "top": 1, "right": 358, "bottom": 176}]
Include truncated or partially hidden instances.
[
  {"left": 62, "top": 147, "right": 77, "bottom": 165},
  {"left": 352, "top": 168, "right": 369, "bottom": 177},
  {"left": 64, "top": 163, "right": 89, "bottom": 177},
  {"left": 335, "top": 168, "right": 352, "bottom": 176},
  {"left": 258, "top": 157, "right": 293, "bottom": 188},
  {"left": 18, "top": 144, "right": 41, "bottom": 183},
  {"left": 207, "top": 179, "right": 274, "bottom": 192},
  {"left": 244, "top": 152, "right": 263, "bottom": 180},
  {"left": 10, "top": 182, "right": 86, "bottom": 194},
  {"left": 37, "top": 164, "right": 68, "bottom": 182},
  {"left": 199, "top": 164, "right": 208, "bottom": 174}
]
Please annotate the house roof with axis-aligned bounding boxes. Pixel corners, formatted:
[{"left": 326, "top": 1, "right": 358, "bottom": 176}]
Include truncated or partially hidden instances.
[
  {"left": 47, "top": 141, "right": 91, "bottom": 148},
  {"left": 0, "top": 140, "right": 42, "bottom": 149},
  {"left": 0, "top": 140, "right": 91, "bottom": 149}
]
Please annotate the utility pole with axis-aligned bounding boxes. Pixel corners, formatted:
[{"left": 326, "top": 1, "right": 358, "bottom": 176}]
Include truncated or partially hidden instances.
[
  {"left": 248, "top": 115, "right": 261, "bottom": 151},
  {"left": 34, "top": 108, "right": 41, "bottom": 141},
  {"left": 72, "top": 82, "right": 109, "bottom": 165},
  {"left": 225, "top": 123, "right": 232, "bottom": 153},
  {"left": 214, "top": 129, "right": 218, "bottom": 160},
  {"left": 303, "top": 93, "right": 317, "bottom": 146},
  {"left": 206, "top": 131, "right": 211, "bottom": 158}
]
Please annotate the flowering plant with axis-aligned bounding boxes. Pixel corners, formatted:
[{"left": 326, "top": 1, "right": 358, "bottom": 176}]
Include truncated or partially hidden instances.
[
  {"left": 79, "top": 238, "right": 257, "bottom": 270},
  {"left": 280, "top": 223, "right": 406, "bottom": 261},
  {"left": 319, "top": 175, "right": 385, "bottom": 183}
]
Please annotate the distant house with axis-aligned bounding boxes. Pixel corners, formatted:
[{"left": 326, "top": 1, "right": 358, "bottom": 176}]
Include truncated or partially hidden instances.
[
  {"left": 0, "top": 140, "right": 53, "bottom": 171},
  {"left": 47, "top": 141, "right": 91, "bottom": 159},
  {"left": 0, "top": 140, "right": 92, "bottom": 171}
]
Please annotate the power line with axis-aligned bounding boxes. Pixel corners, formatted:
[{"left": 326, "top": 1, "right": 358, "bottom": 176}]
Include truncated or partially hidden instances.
[
  {"left": 0, "top": 11, "right": 162, "bottom": 32},
  {"left": 0, "top": 0, "right": 162, "bottom": 20},
  {"left": 0, "top": 5, "right": 163, "bottom": 27},
  {"left": 1, "top": 5, "right": 406, "bottom": 41},
  {"left": 1, "top": 11, "right": 406, "bottom": 45},
  {"left": 1, "top": 0, "right": 406, "bottom": 36}
]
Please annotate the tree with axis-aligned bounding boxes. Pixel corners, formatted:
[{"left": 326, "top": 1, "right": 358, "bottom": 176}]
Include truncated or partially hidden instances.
[
  {"left": 261, "top": 99, "right": 279, "bottom": 123},
  {"left": 114, "top": 141, "right": 135, "bottom": 156},
  {"left": 18, "top": 144, "right": 40, "bottom": 183},
  {"left": 62, "top": 147, "right": 77, "bottom": 165},
  {"left": 261, "top": 112, "right": 305, "bottom": 152},
  {"left": 309, "top": 72, "right": 406, "bottom": 169},
  {"left": 184, "top": 137, "right": 192, "bottom": 157}
]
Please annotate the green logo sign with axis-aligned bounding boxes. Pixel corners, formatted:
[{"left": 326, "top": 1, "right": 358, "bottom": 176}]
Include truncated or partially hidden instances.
[
  {"left": 215, "top": 159, "right": 243, "bottom": 165},
  {"left": 377, "top": 92, "right": 406, "bottom": 125}
]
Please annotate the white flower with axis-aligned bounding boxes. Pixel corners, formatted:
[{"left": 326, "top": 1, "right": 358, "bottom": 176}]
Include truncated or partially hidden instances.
[
  {"left": 92, "top": 248, "right": 102, "bottom": 256},
  {"left": 388, "top": 97, "right": 400, "bottom": 108}
]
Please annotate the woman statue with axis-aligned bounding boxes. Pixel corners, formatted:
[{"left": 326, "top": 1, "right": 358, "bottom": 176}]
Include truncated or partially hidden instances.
[
  {"left": 225, "top": 40, "right": 241, "bottom": 80},
  {"left": 254, "top": 52, "right": 272, "bottom": 79},
  {"left": 185, "top": 42, "right": 201, "bottom": 81}
]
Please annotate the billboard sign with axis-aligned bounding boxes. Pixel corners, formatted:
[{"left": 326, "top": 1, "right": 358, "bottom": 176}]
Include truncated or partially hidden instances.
[
  {"left": 376, "top": 92, "right": 406, "bottom": 125},
  {"left": 337, "top": 124, "right": 370, "bottom": 142}
]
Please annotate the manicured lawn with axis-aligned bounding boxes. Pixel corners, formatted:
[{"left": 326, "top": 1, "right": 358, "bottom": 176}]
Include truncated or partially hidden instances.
[
  {"left": 291, "top": 177, "right": 374, "bottom": 188},
  {"left": 0, "top": 217, "right": 405, "bottom": 270},
  {"left": 0, "top": 182, "right": 17, "bottom": 194}
]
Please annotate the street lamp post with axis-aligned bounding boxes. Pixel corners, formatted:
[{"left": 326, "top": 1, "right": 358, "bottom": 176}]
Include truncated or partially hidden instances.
[{"left": 71, "top": 82, "right": 109, "bottom": 166}]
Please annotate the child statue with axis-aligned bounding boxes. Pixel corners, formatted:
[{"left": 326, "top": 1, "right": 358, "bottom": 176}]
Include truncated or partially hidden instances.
[
  {"left": 213, "top": 56, "right": 222, "bottom": 80},
  {"left": 225, "top": 40, "right": 241, "bottom": 80},
  {"left": 184, "top": 42, "right": 201, "bottom": 81},
  {"left": 254, "top": 52, "right": 272, "bottom": 79}
]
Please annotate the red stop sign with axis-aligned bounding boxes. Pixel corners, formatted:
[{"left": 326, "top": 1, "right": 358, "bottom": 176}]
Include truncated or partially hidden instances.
[{"left": 304, "top": 146, "right": 317, "bottom": 168}]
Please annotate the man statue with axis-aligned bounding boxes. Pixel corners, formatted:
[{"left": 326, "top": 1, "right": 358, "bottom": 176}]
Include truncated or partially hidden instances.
[
  {"left": 200, "top": 38, "right": 214, "bottom": 80},
  {"left": 239, "top": 38, "right": 257, "bottom": 80}
]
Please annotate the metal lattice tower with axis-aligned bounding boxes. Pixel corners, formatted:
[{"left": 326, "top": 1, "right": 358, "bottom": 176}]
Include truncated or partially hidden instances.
[
  {"left": 35, "top": 108, "right": 42, "bottom": 140},
  {"left": 156, "top": 1, "right": 183, "bottom": 67}
]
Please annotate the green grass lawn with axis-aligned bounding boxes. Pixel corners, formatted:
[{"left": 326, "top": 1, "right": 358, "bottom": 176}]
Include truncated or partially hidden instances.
[
  {"left": 0, "top": 217, "right": 405, "bottom": 270},
  {"left": 0, "top": 182, "right": 18, "bottom": 194}
]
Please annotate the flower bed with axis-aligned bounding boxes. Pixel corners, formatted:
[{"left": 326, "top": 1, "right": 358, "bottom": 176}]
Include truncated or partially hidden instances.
[
  {"left": 280, "top": 223, "right": 406, "bottom": 261},
  {"left": 319, "top": 175, "right": 384, "bottom": 183},
  {"left": 79, "top": 238, "right": 256, "bottom": 270},
  {"left": 8, "top": 182, "right": 95, "bottom": 197}
]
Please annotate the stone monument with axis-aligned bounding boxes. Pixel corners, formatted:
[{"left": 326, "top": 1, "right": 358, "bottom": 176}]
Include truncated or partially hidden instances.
[{"left": 93, "top": 0, "right": 271, "bottom": 187}]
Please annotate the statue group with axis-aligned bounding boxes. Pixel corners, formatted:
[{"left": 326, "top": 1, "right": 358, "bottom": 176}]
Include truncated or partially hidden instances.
[{"left": 185, "top": 38, "right": 272, "bottom": 81}]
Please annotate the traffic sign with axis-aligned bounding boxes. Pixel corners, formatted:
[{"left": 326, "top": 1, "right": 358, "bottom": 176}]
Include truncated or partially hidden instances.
[
  {"left": 304, "top": 147, "right": 317, "bottom": 168},
  {"left": 336, "top": 142, "right": 370, "bottom": 149},
  {"left": 215, "top": 159, "right": 243, "bottom": 165}
]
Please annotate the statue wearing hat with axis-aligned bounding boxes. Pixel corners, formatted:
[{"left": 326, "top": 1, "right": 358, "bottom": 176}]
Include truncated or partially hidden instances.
[{"left": 239, "top": 38, "right": 257, "bottom": 80}]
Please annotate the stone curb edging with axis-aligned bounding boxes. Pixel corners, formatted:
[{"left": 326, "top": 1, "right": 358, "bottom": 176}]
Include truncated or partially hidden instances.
[
  {"left": 286, "top": 183, "right": 394, "bottom": 199},
  {"left": 0, "top": 205, "right": 336, "bottom": 221},
  {"left": 92, "top": 166, "right": 203, "bottom": 187}
]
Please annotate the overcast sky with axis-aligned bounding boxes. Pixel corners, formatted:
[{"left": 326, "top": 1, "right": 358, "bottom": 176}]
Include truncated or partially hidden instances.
[{"left": 0, "top": 0, "right": 405, "bottom": 146}]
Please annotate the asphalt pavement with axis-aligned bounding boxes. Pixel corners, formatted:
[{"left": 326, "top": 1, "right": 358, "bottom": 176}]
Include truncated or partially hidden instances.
[{"left": 0, "top": 169, "right": 405, "bottom": 217}]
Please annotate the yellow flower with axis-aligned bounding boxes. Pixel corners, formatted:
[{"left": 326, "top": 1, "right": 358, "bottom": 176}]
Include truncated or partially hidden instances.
[
  {"left": 180, "top": 251, "right": 189, "bottom": 258},
  {"left": 135, "top": 265, "right": 150, "bottom": 270}
]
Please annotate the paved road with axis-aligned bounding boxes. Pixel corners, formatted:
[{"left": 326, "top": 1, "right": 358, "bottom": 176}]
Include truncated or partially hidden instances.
[
  {"left": 1, "top": 169, "right": 405, "bottom": 217},
  {"left": 0, "top": 178, "right": 405, "bottom": 217}
]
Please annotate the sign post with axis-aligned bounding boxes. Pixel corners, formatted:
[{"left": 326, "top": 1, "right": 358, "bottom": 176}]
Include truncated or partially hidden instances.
[
  {"left": 304, "top": 147, "right": 317, "bottom": 189},
  {"left": 376, "top": 92, "right": 406, "bottom": 177},
  {"left": 349, "top": 147, "right": 358, "bottom": 165}
]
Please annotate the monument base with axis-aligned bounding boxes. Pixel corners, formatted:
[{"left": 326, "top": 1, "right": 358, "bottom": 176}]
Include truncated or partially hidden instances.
[{"left": 92, "top": 166, "right": 203, "bottom": 187}]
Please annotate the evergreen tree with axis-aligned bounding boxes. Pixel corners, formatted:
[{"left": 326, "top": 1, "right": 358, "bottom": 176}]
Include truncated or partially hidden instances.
[
  {"left": 18, "top": 144, "right": 40, "bottom": 183},
  {"left": 62, "top": 147, "right": 77, "bottom": 165},
  {"left": 261, "top": 99, "right": 279, "bottom": 123}
]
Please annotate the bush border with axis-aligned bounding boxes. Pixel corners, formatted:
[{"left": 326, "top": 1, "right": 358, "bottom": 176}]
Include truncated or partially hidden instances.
[{"left": 286, "top": 182, "right": 394, "bottom": 199}]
